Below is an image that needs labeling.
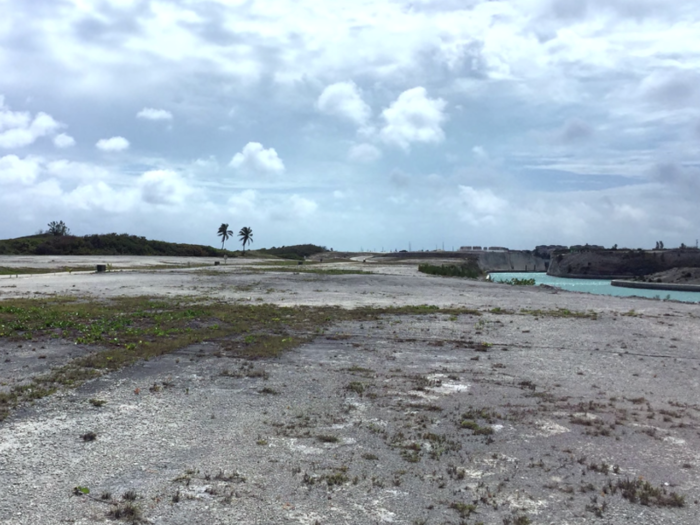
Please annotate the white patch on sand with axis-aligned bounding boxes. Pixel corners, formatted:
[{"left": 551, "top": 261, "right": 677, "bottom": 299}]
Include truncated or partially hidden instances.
[
  {"left": 536, "top": 420, "right": 570, "bottom": 436},
  {"left": 426, "top": 373, "right": 471, "bottom": 394},
  {"left": 286, "top": 438, "right": 323, "bottom": 455},
  {"left": 502, "top": 493, "right": 548, "bottom": 513},
  {"left": 663, "top": 436, "right": 686, "bottom": 446}
]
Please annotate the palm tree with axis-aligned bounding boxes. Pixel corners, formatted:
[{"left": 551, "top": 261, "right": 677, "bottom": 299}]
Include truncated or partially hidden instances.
[
  {"left": 238, "top": 226, "right": 253, "bottom": 254},
  {"left": 217, "top": 223, "right": 233, "bottom": 250},
  {"left": 47, "top": 220, "right": 70, "bottom": 236}
]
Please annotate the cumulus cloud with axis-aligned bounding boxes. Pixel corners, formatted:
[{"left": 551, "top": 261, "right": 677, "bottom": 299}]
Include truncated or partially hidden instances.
[
  {"left": 45, "top": 159, "right": 109, "bottom": 182},
  {"left": 380, "top": 88, "right": 447, "bottom": 150},
  {"left": 228, "top": 191, "right": 317, "bottom": 222},
  {"left": 0, "top": 154, "right": 41, "bottom": 185},
  {"left": 317, "top": 81, "right": 372, "bottom": 126},
  {"left": 0, "top": 97, "right": 61, "bottom": 148},
  {"left": 136, "top": 108, "right": 173, "bottom": 121},
  {"left": 53, "top": 133, "right": 76, "bottom": 148},
  {"left": 68, "top": 181, "right": 137, "bottom": 213},
  {"left": 457, "top": 185, "right": 508, "bottom": 224},
  {"left": 96, "top": 136, "right": 130, "bottom": 152},
  {"left": 138, "top": 170, "right": 191, "bottom": 205},
  {"left": 230, "top": 142, "right": 285, "bottom": 175},
  {"left": 348, "top": 143, "right": 382, "bottom": 163}
]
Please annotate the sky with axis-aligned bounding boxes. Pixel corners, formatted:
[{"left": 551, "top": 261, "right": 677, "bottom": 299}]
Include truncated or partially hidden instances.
[{"left": 1, "top": 0, "right": 699, "bottom": 251}]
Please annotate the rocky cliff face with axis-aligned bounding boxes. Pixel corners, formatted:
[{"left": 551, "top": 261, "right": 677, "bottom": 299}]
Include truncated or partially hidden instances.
[
  {"left": 477, "top": 250, "right": 548, "bottom": 272},
  {"left": 547, "top": 249, "right": 700, "bottom": 279}
]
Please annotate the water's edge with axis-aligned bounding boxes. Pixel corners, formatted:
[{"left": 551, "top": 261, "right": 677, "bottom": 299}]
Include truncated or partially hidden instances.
[{"left": 489, "top": 272, "right": 700, "bottom": 303}]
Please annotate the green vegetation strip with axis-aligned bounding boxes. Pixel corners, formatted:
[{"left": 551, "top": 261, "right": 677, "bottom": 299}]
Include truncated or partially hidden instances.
[
  {"left": 499, "top": 277, "right": 536, "bottom": 286},
  {"left": 520, "top": 307, "right": 598, "bottom": 319},
  {"left": 0, "top": 266, "right": 96, "bottom": 276},
  {"left": 418, "top": 263, "right": 481, "bottom": 279},
  {"left": 252, "top": 267, "right": 373, "bottom": 275},
  {"left": 0, "top": 298, "right": 478, "bottom": 421}
]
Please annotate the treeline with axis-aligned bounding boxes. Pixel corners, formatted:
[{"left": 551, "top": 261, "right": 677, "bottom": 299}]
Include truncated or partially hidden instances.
[
  {"left": 0, "top": 234, "right": 231, "bottom": 257},
  {"left": 256, "top": 244, "right": 327, "bottom": 260}
]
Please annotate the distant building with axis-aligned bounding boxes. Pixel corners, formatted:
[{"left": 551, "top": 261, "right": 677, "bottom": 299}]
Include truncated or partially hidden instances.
[{"left": 488, "top": 246, "right": 509, "bottom": 252}]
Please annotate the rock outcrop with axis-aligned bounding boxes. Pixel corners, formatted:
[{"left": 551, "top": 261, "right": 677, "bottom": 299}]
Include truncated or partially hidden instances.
[
  {"left": 547, "top": 249, "right": 700, "bottom": 279},
  {"left": 476, "top": 250, "right": 548, "bottom": 272}
]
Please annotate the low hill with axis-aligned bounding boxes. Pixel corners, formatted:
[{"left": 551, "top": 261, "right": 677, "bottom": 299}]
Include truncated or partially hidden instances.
[{"left": 0, "top": 233, "right": 234, "bottom": 257}]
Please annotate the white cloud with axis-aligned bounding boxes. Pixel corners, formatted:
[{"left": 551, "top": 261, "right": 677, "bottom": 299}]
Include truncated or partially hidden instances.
[
  {"left": 45, "top": 159, "right": 109, "bottom": 182},
  {"left": 0, "top": 95, "right": 29, "bottom": 131},
  {"left": 227, "top": 191, "right": 317, "bottom": 223},
  {"left": 317, "top": 81, "right": 372, "bottom": 126},
  {"left": 230, "top": 142, "right": 285, "bottom": 175},
  {"left": 96, "top": 136, "right": 130, "bottom": 152},
  {"left": 0, "top": 96, "right": 61, "bottom": 148},
  {"left": 67, "top": 181, "right": 137, "bottom": 213},
  {"left": 53, "top": 133, "right": 76, "bottom": 148},
  {"left": 380, "top": 87, "right": 447, "bottom": 150},
  {"left": 457, "top": 185, "right": 508, "bottom": 224},
  {"left": 138, "top": 169, "right": 191, "bottom": 205},
  {"left": 348, "top": 143, "right": 382, "bottom": 163},
  {"left": 289, "top": 194, "right": 318, "bottom": 217},
  {"left": 0, "top": 154, "right": 41, "bottom": 185},
  {"left": 227, "top": 190, "right": 260, "bottom": 219},
  {"left": 136, "top": 108, "right": 174, "bottom": 121},
  {"left": 270, "top": 194, "right": 319, "bottom": 221}
]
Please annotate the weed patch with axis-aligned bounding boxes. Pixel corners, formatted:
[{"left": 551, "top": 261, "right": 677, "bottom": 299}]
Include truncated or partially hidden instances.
[{"left": 0, "top": 298, "right": 492, "bottom": 420}]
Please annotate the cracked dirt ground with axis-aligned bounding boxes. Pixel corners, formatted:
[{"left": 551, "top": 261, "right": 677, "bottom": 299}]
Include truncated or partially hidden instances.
[{"left": 0, "top": 259, "right": 699, "bottom": 524}]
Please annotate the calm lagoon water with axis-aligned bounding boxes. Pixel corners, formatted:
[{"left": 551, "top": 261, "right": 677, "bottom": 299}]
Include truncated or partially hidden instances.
[{"left": 489, "top": 272, "right": 700, "bottom": 304}]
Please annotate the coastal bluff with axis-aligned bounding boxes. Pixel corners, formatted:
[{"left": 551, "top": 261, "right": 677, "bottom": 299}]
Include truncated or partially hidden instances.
[
  {"left": 547, "top": 248, "right": 700, "bottom": 279},
  {"left": 378, "top": 250, "right": 548, "bottom": 272}
]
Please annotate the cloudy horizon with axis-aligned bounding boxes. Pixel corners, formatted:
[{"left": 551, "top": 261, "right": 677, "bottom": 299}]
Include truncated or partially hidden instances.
[{"left": 1, "top": 0, "right": 699, "bottom": 252}]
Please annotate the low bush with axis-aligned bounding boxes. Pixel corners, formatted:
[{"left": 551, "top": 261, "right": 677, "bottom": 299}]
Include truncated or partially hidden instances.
[{"left": 418, "top": 263, "right": 481, "bottom": 279}]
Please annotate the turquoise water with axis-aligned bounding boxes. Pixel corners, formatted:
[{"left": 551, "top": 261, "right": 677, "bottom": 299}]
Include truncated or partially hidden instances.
[{"left": 489, "top": 272, "right": 700, "bottom": 304}]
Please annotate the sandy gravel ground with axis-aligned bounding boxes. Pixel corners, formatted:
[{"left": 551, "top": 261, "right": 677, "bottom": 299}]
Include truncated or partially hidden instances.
[{"left": 1, "top": 257, "right": 699, "bottom": 524}]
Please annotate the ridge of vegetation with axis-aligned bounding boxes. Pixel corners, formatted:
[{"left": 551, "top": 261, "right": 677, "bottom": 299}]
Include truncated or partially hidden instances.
[
  {"left": 0, "top": 233, "right": 236, "bottom": 257},
  {"left": 255, "top": 244, "right": 328, "bottom": 260}
]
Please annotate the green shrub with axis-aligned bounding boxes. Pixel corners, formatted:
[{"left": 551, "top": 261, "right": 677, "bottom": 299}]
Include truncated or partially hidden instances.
[
  {"left": 418, "top": 263, "right": 481, "bottom": 279},
  {"left": 500, "top": 278, "right": 536, "bottom": 286}
]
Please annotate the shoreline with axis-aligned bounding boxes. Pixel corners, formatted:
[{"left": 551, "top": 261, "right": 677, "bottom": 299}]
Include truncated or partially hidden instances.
[{"left": 611, "top": 279, "right": 700, "bottom": 292}]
